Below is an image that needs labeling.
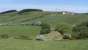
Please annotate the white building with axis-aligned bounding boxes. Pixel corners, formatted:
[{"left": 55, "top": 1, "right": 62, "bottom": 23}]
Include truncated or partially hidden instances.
[{"left": 62, "top": 11, "right": 75, "bottom": 15}]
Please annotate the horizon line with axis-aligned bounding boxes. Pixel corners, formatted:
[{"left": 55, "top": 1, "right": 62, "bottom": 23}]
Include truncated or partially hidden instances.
[{"left": 0, "top": 8, "right": 88, "bottom": 13}]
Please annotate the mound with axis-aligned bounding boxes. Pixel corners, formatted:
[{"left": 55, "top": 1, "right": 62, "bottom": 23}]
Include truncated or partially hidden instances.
[
  {"left": 36, "top": 31, "right": 63, "bottom": 41},
  {"left": 46, "top": 31, "right": 63, "bottom": 40}
]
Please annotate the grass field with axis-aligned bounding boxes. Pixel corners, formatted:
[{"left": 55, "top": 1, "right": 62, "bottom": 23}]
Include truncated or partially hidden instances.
[
  {"left": 0, "top": 25, "right": 40, "bottom": 39},
  {"left": 0, "top": 39, "right": 87, "bottom": 50},
  {"left": 0, "top": 11, "right": 88, "bottom": 50},
  {"left": 0, "top": 25, "right": 87, "bottom": 50},
  {"left": 0, "top": 12, "right": 88, "bottom": 27}
]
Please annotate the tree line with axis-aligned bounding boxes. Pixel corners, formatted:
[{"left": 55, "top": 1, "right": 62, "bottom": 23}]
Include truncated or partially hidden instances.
[
  {"left": 0, "top": 9, "right": 43, "bottom": 14},
  {"left": 39, "top": 21, "right": 88, "bottom": 40}
]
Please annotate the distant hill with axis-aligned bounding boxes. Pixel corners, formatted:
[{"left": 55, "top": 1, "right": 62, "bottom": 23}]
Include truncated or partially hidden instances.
[
  {"left": 0, "top": 9, "right": 87, "bottom": 26},
  {"left": 0, "top": 10, "right": 17, "bottom": 14},
  {"left": 18, "top": 9, "right": 43, "bottom": 14}
]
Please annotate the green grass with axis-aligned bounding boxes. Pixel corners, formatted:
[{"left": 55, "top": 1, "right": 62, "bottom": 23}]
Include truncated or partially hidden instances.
[
  {"left": 0, "top": 11, "right": 88, "bottom": 50},
  {"left": 0, "top": 39, "right": 88, "bottom": 50},
  {"left": 0, "top": 26, "right": 40, "bottom": 39},
  {"left": 29, "top": 14, "right": 88, "bottom": 26},
  {"left": 0, "top": 12, "right": 88, "bottom": 27}
]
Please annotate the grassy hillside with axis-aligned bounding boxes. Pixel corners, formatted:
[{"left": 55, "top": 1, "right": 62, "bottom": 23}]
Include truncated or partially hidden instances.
[
  {"left": 0, "top": 11, "right": 88, "bottom": 50},
  {"left": 0, "top": 26, "right": 40, "bottom": 39},
  {"left": 0, "top": 11, "right": 88, "bottom": 26},
  {"left": 0, "top": 11, "right": 88, "bottom": 37}
]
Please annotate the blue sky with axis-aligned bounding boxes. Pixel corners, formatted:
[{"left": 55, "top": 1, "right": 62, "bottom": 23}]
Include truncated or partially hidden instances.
[{"left": 0, "top": 0, "right": 88, "bottom": 13}]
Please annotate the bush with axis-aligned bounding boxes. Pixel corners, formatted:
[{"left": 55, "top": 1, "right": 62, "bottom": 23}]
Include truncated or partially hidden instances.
[
  {"left": 55, "top": 23, "right": 72, "bottom": 35},
  {"left": 72, "top": 21, "right": 88, "bottom": 39},
  {"left": 14, "top": 35, "right": 31, "bottom": 40},
  {"left": 0, "top": 34, "right": 9, "bottom": 39},
  {"left": 40, "top": 22, "right": 51, "bottom": 34}
]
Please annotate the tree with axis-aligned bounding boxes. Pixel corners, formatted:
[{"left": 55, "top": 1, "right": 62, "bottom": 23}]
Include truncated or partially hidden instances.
[
  {"left": 40, "top": 22, "right": 51, "bottom": 34},
  {"left": 55, "top": 23, "right": 72, "bottom": 35},
  {"left": 72, "top": 21, "right": 88, "bottom": 39}
]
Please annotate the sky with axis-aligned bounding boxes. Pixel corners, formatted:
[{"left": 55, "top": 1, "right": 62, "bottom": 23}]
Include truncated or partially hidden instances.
[{"left": 0, "top": 0, "right": 88, "bottom": 13}]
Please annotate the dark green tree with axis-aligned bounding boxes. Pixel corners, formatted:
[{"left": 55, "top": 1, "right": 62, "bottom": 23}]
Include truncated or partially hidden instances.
[
  {"left": 72, "top": 21, "right": 88, "bottom": 39},
  {"left": 55, "top": 23, "right": 72, "bottom": 35},
  {"left": 40, "top": 22, "right": 51, "bottom": 34}
]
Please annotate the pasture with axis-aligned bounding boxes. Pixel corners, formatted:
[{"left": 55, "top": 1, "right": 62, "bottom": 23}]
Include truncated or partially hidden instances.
[
  {"left": 0, "top": 39, "right": 88, "bottom": 50},
  {"left": 0, "top": 26, "right": 87, "bottom": 50},
  {"left": 0, "top": 11, "right": 88, "bottom": 50},
  {"left": 0, "top": 26, "right": 40, "bottom": 39}
]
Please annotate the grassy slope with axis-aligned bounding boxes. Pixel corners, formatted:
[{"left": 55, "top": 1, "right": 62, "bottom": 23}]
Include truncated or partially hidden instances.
[
  {"left": 0, "top": 11, "right": 88, "bottom": 38},
  {"left": 0, "top": 12, "right": 88, "bottom": 50},
  {"left": 0, "top": 12, "right": 88, "bottom": 26},
  {"left": 0, "top": 39, "right": 88, "bottom": 50},
  {"left": 0, "top": 26, "right": 40, "bottom": 39},
  {"left": 28, "top": 14, "right": 88, "bottom": 26},
  {"left": 0, "top": 12, "right": 47, "bottom": 24}
]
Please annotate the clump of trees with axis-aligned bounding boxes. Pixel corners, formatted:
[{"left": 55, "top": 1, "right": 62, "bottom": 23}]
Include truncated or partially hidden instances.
[
  {"left": 72, "top": 21, "right": 88, "bottom": 39},
  {"left": 54, "top": 21, "right": 88, "bottom": 39},
  {"left": 55, "top": 23, "right": 72, "bottom": 39},
  {"left": 0, "top": 10, "right": 17, "bottom": 14},
  {"left": 18, "top": 9, "right": 43, "bottom": 14},
  {"left": 55, "top": 23, "right": 72, "bottom": 35},
  {"left": 39, "top": 22, "right": 72, "bottom": 39},
  {"left": 40, "top": 22, "right": 51, "bottom": 34}
]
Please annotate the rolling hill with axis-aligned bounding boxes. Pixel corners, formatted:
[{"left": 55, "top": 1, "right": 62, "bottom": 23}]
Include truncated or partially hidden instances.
[{"left": 0, "top": 10, "right": 88, "bottom": 27}]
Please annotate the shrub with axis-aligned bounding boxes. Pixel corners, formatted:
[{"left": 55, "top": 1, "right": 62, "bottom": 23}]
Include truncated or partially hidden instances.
[
  {"left": 40, "top": 22, "right": 51, "bottom": 34},
  {"left": 72, "top": 21, "right": 88, "bottom": 39},
  {"left": 0, "top": 34, "right": 9, "bottom": 39},
  {"left": 55, "top": 23, "right": 72, "bottom": 35}
]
